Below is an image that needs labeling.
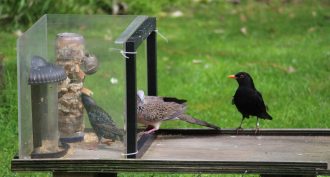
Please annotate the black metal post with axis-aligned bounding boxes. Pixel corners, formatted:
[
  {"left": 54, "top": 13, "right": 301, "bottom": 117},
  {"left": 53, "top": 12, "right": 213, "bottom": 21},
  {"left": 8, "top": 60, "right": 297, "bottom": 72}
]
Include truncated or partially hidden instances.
[
  {"left": 147, "top": 30, "right": 157, "bottom": 96},
  {"left": 125, "top": 42, "right": 137, "bottom": 158},
  {"left": 123, "top": 17, "right": 157, "bottom": 159}
]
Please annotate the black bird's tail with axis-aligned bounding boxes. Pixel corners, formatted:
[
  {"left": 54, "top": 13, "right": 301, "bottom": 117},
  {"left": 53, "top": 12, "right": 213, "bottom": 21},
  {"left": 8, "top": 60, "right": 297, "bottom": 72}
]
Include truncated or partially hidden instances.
[
  {"left": 178, "top": 114, "right": 221, "bottom": 130},
  {"left": 259, "top": 112, "right": 272, "bottom": 120}
]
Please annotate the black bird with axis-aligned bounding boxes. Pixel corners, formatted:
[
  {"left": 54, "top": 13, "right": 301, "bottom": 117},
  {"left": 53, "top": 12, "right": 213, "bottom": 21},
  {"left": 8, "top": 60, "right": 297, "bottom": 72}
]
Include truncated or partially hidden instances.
[
  {"left": 81, "top": 93, "right": 124, "bottom": 147},
  {"left": 228, "top": 72, "right": 272, "bottom": 133}
]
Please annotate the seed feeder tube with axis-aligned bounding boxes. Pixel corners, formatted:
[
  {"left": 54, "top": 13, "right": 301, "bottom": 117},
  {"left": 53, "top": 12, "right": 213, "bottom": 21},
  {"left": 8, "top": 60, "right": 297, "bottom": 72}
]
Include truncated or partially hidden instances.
[{"left": 28, "top": 56, "right": 68, "bottom": 158}]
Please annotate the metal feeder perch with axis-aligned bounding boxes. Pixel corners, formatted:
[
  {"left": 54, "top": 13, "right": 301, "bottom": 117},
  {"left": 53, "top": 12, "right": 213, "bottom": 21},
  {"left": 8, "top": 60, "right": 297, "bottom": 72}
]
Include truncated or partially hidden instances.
[{"left": 28, "top": 56, "right": 69, "bottom": 158}]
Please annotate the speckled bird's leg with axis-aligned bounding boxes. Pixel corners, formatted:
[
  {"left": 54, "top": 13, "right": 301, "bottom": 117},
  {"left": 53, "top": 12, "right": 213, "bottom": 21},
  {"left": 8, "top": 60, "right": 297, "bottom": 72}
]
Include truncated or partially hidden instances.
[
  {"left": 144, "top": 127, "right": 159, "bottom": 134},
  {"left": 144, "top": 122, "right": 161, "bottom": 134}
]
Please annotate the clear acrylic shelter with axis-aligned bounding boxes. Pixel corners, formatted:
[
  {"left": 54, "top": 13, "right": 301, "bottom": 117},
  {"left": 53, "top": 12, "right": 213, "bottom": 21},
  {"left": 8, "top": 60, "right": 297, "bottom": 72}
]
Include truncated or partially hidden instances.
[{"left": 17, "top": 14, "right": 156, "bottom": 160}]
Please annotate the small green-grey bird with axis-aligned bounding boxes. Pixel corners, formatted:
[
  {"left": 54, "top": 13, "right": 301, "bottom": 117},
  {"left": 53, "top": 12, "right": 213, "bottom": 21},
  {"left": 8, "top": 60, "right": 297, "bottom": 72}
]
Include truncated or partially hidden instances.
[
  {"left": 81, "top": 93, "right": 124, "bottom": 145},
  {"left": 137, "top": 90, "right": 221, "bottom": 134}
]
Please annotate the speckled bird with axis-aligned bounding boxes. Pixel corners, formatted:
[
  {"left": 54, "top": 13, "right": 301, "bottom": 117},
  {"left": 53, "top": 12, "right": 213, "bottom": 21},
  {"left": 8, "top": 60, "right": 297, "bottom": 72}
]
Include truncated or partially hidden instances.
[
  {"left": 137, "top": 90, "right": 221, "bottom": 134},
  {"left": 81, "top": 93, "right": 124, "bottom": 145},
  {"left": 228, "top": 72, "right": 272, "bottom": 133}
]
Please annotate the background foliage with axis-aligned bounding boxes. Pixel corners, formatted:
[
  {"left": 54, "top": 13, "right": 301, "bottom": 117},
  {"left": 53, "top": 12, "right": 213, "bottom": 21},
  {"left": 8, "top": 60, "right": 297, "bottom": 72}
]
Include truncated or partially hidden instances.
[{"left": 0, "top": 0, "right": 189, "bottom": 30}]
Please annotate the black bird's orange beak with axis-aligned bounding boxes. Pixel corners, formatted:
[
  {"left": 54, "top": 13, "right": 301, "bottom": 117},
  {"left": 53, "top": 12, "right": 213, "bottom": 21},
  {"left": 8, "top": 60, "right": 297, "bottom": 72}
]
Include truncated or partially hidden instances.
[{"left": 228, "top": 75, "right": 237, "bottom": 79}]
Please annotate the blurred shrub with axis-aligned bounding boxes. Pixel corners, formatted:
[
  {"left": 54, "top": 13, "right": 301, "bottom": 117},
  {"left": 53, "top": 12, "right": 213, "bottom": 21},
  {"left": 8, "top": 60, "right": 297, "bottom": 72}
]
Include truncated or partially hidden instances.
[
  {"left": 126, "top": 0, "right": 189, "bottom": 14},
  {"left": 0, "top": 0, "right": 190, "bottom": 31},
  {"left": 0, "top": 0, "right": 112, "bottom": 30}
]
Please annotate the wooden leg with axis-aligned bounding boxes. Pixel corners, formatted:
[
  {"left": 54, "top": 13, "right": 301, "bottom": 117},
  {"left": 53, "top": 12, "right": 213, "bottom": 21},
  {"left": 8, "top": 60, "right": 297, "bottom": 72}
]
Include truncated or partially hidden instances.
[{"left": 53, "top": 172, "right": 117, "bottom": 177}]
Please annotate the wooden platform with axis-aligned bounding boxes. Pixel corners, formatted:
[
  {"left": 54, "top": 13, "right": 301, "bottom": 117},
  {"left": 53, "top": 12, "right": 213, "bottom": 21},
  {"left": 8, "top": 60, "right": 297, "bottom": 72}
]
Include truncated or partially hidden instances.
[
  {"left": 11, "top": 129, "right": 330, "bottom": 176},
  {"left": 143, "top": 134, "right": 330, "bottom": 164}
]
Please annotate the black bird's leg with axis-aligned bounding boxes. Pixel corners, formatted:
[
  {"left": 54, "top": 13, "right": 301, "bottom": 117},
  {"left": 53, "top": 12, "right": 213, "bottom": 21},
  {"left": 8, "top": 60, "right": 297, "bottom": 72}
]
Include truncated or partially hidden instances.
[
  {"left": 255, "top": 117, "right": 260, "bottom": 134},
  {"left": 236, "top": 117, "right": 245, "bottom": 134}
]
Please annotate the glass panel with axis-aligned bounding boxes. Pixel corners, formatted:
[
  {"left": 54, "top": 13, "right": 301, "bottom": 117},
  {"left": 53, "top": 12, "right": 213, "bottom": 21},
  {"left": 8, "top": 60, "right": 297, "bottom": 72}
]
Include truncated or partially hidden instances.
[
  {"left": 115, "top": 16, "right": 148, "bottom": 44},
  {"left": 18, "top": 14, "right": 140, "bottom": 159},
  {"left": 17, "top": 15, "right": 47, "bottom": 159}
]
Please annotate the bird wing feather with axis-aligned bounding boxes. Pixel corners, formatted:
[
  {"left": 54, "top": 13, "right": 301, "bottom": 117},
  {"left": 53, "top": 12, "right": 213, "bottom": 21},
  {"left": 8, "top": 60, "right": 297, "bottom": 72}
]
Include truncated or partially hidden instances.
[
  {"left": 256, "top": 90, "right": 269, "bottom": 111},
  {"left": 254, "top": 90, "right": 268, "bottom": 112},
  {"left": 88, "top": 106, "right": 123, "bottom": 137},
  {"left": 234, "top": 87, "right": 267, "bottom": 115},
  {"left": 140, "top": 97, "right": 185, "bottom": 122}
]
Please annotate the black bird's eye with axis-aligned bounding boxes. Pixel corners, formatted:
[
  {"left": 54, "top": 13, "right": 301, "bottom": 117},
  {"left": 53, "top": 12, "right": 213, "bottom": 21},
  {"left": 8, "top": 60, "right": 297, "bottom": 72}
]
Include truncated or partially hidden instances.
[{"left": 240, "top": 74, "right": 245, "bottom": 78}]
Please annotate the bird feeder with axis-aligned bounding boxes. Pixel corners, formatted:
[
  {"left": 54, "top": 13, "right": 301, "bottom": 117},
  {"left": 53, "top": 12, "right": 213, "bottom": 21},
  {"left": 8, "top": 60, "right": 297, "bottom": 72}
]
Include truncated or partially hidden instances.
[
  {"left": 28, "top": 56, "right": 68, "bottom": 158},
  {"left": 16, "top": 14, "right": 156, "bottom": 160},
  {"left": 56, "top": 32, "right": 87, "bottom": 143}
]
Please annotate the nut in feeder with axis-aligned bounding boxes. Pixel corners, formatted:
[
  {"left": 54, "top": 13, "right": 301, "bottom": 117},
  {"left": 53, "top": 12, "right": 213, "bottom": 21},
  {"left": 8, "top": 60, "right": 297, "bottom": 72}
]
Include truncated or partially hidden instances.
[
  {"left": 28, "top": 56, "right": 69, "bottom": 158},
  {"left": 82, "top": 53, "right": 99, "bottom": 75},
  {"left": 56, "top": 32, "right": 89, "bottom": 142}
]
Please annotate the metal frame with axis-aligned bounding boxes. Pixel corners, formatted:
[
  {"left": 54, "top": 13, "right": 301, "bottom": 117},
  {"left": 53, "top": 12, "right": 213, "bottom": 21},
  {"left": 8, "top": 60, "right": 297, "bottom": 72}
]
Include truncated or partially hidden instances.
[{"left": 124, "top": 17, "right": 157, "bottom": 158}]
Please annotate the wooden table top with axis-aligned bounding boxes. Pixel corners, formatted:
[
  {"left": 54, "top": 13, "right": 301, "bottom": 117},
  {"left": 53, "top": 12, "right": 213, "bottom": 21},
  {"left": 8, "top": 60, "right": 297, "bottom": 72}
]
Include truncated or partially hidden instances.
[{"left": 11, "top": 129, "right": 330, "bottom": 175}]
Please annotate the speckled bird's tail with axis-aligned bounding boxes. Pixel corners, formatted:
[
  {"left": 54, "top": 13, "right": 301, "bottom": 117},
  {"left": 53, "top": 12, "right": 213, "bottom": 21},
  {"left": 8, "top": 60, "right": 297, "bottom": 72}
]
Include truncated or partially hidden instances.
[{"left": 178, "top": 114, "right": 221, "bottom": 130}]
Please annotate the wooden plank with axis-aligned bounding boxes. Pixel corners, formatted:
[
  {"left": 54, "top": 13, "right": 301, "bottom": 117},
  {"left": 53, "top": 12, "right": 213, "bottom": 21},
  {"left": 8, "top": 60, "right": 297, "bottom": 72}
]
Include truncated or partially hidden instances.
[
  {"left": 136, "top": 133, "right": 156, "bottom": 158},
  {"left": 143, "top": 134, "right": 330, "bottom": 165},
  {"left": 11, "top": 159, "right": 328, "bottom": 175},
  {"left": 11, "top": 129, "right": 330, "bottom": 175}
]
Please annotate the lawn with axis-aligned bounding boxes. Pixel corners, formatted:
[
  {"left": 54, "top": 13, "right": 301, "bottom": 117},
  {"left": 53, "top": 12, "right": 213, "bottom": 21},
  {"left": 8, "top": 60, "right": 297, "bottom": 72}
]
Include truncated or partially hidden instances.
[{"left": 0, "top": 1, "right": 329, "bottom": 177}]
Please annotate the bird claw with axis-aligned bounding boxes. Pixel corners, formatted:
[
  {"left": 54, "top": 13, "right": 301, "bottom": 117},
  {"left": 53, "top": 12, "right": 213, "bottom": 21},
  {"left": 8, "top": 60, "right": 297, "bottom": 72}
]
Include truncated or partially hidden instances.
[
  {"left": 254, "top": 127, "right": 260, "bottom": 134},
  {"left": 102, "top": 139, "right": 114, "bottom": 146},
  {"left": 255, "top": 121, "right": 260, "bottom": 134},
  {"left": 236, "top": 127, "right": 243, "bottom": 134}
]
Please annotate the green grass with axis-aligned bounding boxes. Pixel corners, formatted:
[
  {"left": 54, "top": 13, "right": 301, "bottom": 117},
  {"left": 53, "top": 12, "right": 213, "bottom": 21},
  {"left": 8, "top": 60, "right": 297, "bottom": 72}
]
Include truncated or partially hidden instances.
[
  {"left": 0, "top": 0, "right": 329, "bottom": 177},
  {"left": 156, "top": 0, "right": 330, "bottom": 130}
]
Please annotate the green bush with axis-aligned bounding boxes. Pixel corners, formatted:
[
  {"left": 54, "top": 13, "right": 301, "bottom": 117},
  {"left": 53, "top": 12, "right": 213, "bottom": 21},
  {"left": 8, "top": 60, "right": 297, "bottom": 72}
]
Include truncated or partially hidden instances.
[
  {"left": 126, "top": 0, "right": 189, "bottom": 14},
  {"left": 0, "top": 0, "right": 190, "bottom": 31},
  {"left": 0, "top": 0, "right": 109, "bottom": 30}
]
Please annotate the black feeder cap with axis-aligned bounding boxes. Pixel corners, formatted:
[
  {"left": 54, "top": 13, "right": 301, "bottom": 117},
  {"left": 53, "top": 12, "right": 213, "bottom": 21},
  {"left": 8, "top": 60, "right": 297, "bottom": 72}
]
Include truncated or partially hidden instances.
[{"left": 28, "top": 56, "right": 67, "bottom": 85}]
